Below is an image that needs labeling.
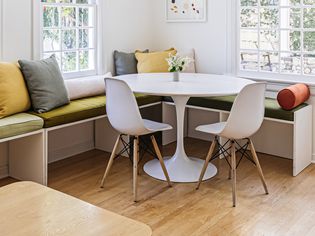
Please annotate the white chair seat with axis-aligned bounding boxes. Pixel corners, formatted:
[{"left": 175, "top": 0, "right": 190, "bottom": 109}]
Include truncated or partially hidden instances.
[
  {"left": 196, "top": 122, "right": 226, "bottom": 135},
  {"left": 101, "top": 78, "right": 172, "bottom": 201},
  {"left": 143, "top": 119, "right": 172, "bottom": 133},
  {"left": 195, "top": 83, "right": 268, "bottom": 207}
]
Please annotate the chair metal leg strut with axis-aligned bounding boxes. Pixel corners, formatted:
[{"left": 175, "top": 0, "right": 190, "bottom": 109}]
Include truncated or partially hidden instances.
[{"left": 196, "top": 137, "right": 269, "bottom": 207}]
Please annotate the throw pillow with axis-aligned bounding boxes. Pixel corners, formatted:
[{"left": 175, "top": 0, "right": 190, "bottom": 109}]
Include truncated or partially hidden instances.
[
  {"left": 178, "top": 48, "right": 196, "bottom": 73},
  {"left": 114, "top": 50, "right": 148, "bottom": 76},
  {"left": 65, "top": 72, "right": 112, "bottom": 100},
  {"left": 0, "top": 62, "right": 31, "bottom": 118},
  {"left": 135, "top": 48, "right": 177, "bottom": 73},
  {"left": 277, "top": 83, "right": 310, "bottom": 110},
  {"left": 18, "top": 55, "right": 70, "bottom": 113}
]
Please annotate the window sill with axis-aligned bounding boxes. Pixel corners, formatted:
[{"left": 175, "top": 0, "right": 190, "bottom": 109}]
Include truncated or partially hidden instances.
[
  {"left": 238, "top": 71, "right": 315, "bottom": 87},
  {"left": 63, "top": 73, "right": 109, "bottom": 81},
  {"left": 63, "top": 70, "right": 98, "bottom": 80}
]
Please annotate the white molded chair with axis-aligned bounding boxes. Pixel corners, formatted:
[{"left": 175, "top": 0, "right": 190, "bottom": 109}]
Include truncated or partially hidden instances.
[
  {"left": 101, "top": 78, "right": 172, "bottom": 202},
  {"left": 196, "top": 83, "right": 269, "bottom": 207}
]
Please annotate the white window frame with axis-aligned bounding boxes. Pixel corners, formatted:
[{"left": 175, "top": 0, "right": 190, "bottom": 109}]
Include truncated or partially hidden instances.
[
  {"left": 33, "top": 0, "right": 100, "bottom": 79},
  {"left": 235, "top": 0, "right": 315, "bottom": 85}
]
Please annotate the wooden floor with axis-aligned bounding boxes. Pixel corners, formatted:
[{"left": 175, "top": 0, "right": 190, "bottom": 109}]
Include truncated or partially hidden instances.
[{"left": 1, "top": 138, "right": 315, "bottom": 236}]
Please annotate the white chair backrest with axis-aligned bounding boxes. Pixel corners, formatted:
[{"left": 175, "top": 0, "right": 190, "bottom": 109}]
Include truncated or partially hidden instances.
[
  {"left": 221, "top": 83, "right": 266, "bottom": 139},
  {"left": 105, "top": 78, "right": 148, "bottom": 136}
]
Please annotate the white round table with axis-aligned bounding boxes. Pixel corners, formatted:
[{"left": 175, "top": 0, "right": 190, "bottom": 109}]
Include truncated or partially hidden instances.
[{"left": 115, "top": 73, "right": 254, "bottom": 183}]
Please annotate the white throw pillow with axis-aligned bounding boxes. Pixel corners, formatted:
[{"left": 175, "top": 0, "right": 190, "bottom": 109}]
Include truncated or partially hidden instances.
[
  {"left": 65, "top": 72, "right": 112, "bottom": 101},
  {"left": 177, "top": 48, "right": 196, "bottom": 73}
]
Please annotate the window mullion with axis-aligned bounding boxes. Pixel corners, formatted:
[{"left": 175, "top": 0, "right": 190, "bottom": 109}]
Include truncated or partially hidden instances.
[
  {"left": 258, "top": 0, "right": 261, "bottom": 72},
  {"left": 301, "top": 2, "right": 305, "bottom": 75},
  {"left": 278, "top": 0, "right": 281, "bottom": 74},
  {"left": 59, "top": 5, "right": 63, "bottom": 69},
  {"left": 76, "top": 6, "right": 80, "bottom": 72}
]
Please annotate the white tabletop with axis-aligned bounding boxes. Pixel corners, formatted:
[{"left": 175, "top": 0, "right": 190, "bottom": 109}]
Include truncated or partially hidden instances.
[{"left": 115, "top": 73, "right": 254, "bottom": 97}]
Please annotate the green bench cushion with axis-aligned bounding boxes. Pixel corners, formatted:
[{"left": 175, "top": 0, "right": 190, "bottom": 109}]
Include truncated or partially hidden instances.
[
  {"left": 164, "top": 96, "right": 308, "bottom": 121},
  {"left": 0, "top": 113, "right": 43, "bottom": 139},
  {"left": 31, "top": 94, "right": 162, "bottom": 128}
]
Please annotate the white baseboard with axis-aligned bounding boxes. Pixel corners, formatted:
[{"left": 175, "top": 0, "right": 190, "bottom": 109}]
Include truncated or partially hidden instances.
[
  {"left": 0, "top": 165, "right": 8, "bottom": 179},
  {"left": 48, "top": 140, "right": 94, "bottom": 164}
]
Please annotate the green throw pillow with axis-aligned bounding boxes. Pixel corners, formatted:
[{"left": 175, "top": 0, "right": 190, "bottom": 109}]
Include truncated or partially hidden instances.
[
  {"left": 18, "top": 55, "right": 70, "bottom": 113},
  {"left": 113, "top": 50, "right": 149, "bottom": 76}
]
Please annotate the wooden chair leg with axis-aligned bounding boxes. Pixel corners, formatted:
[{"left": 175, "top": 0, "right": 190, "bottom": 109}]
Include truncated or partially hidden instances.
[
  {"left": 249, "top": 139, "right": 269, "bottom": 195},
  {"left": 100, "top": 135, "right": 121, "bottom": 188},
  {"left": 228, "top": 140, "right": 232, "bottom": 180},
  {"left": 133, "top": 136, "right": 139, "bottom": 202},
  {"left": 151, "top": 135, "right": 172, "bottom": 187},
  {"left": 231, "top": 140, "right": 237, "bottom": 207},
  {"left": 196, "top": 138, "right": 217, "bottom": 190}
]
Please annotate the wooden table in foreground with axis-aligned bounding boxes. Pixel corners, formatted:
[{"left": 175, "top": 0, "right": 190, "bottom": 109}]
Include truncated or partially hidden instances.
[{"left": 0, "top": 182, "right": 152, "bottom": 236}]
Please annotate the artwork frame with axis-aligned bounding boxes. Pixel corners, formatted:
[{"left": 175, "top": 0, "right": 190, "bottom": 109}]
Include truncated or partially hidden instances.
[{"left": 166, "top": 0, "right": 207, "bottom": 23}]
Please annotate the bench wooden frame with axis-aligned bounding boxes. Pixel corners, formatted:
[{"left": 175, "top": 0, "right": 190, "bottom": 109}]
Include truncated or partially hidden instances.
[
  {"left": 162, "top": 101, "right": 313, "bottom": 176},
  {"left": 1, "top": 102, "right": 162, "bottom": 185},
  {"left": 2, "top": 99, "right": 312, "bottom": 185},
  {"left": 0, "top": 130, "right": 45, "bottom": 183}
]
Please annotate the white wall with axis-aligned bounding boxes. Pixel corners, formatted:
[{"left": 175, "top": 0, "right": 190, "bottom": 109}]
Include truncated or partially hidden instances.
[
  {"left": 0, "top": 0, "right": 154, "bottom": 176},
  {"left": 1, "top": 0, "right": 315, "bottom": 178},
  {"left": 102, "top": 0, "right": 155, "bottom": 73},
  {"left": 151, "top": 0, "right": 228, "bottom": 74},
  {"left": 1, "top": 0, "right": 33, "bottom": 61}
]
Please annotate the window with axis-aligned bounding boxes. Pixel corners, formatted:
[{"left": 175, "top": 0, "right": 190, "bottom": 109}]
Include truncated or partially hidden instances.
[
  {"left": 239, "top": 0, "right": 315, "bottom": 78},
  {"left": 40, "top": 0, "right": 97, "bottom": 78}
]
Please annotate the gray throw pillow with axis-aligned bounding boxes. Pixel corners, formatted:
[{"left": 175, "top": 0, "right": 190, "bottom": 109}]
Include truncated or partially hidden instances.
[
  {"left": 114, "top": 50, "right": 148, "bottom": 76},
  {"left": 18, "top": 55, "right": 70, "bottom": 113}
]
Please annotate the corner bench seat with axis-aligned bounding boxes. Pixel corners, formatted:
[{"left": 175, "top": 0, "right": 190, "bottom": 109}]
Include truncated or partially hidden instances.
[
  {"left": 164, "top": 96, "right": 308, "bottom": 121},
  {"left": 0, "top": 113, "right": 44, "bottom": 139},
  {"left": 31, "top": 94, "right": 162, "bottom": 128}
]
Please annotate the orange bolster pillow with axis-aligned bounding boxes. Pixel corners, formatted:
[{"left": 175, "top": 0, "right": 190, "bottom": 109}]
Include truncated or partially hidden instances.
[{"left": 277, "top": 83, "right": 310, "bottom": 110}]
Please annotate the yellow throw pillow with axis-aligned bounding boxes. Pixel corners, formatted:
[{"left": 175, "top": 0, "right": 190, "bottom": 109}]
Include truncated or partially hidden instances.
[
  {"left": 135, "top": 48, "right": 177, "bottom": 73},
  {"left": 0, "top": 62, "right": 31, "bottom": 118}
]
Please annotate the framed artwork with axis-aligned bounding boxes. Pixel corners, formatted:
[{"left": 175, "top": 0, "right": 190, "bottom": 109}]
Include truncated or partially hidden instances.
[{"left": 166, "top": 0, "right": 207, "bottom": 22}]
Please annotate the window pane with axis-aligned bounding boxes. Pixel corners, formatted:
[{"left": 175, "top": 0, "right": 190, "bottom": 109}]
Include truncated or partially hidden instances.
[
  {"left": 61, "top": 7, "right": 76, "bottom": 27},
  {"left": 60, "top": 0, "right": 75, "bottom": 3},
  {"left": 240, "top": 9, "right": 258, "bottom": 28},
  {"left": 260, "top": 52, "right": 279, "bottom": 72},
  {"left": 43, "top": 30, "right": 60, "bottom": 52},
  {"left": 62, "top": 52, "right": 77, "bottom": 72},
  {"left": 43, "top": 6, "right": 59, "bottom": 28},
  {"left": 240, "top": 0, "right": 258, "bottom": 6},
  {"left": 260, "top": 0, "right": 279, "bottom": 5},
  {"left": 304, "top": 31, "right": 315, "bottom": 51},
  {"left": 240, "top": 30, "right": 258, "bottom": 49},
  {"left": 280, "top": 0, "right": 301, "bottom": 6},
  {"left": 280, "top": 8, "right": 301, "bottom": 28},
  {"left": 76, "top": 0, "right": 97, "bottom": 4},
  {"left": 280, "top": 53, "right": 301, "bottom": 73},
  {"left": 41, "top": 0, "right": 77, "bottom": 4},
  {"left": 79, "top": 29, "right": 94, "bottom": 48},
  {"left": 303, "top": 8, "right": 315, "bottom": 28},
  {"left": 260, "top": 30, "right": 279, "bottom": 50},
  {"left": 41, "top": 0, "right": 60, "bottom": 2},
  {"left": 304, "top": 54, "right": 315, "bottom": 75},
  {"left": 240, "top": 52, "right": 259, "bottom": 70},
  {"left": 79, "top": 7, "right": 94, "bottom": 27},
  {"left": 43, "top": 52, "right": 61, "bottom": 67},
  {"left": 62, "top": 30, "right": 76, "bottom": 50},
  {"left": 280, "top": 30, "right": 301, "bottom": 51},
  {"left": 260, "top": 8, "right": 279, "bottom": 28},
  {"left": 304, "top": 0, "right": 315, "bottom": 5},
  {"left": 79, "top": 50, "right": 94, "bottom": 70}
]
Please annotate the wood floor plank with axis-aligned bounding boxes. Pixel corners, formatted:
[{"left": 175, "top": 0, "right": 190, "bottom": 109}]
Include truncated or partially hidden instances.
[{"left": 0, "top": 138, "right": 314, "bottom": 236}]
